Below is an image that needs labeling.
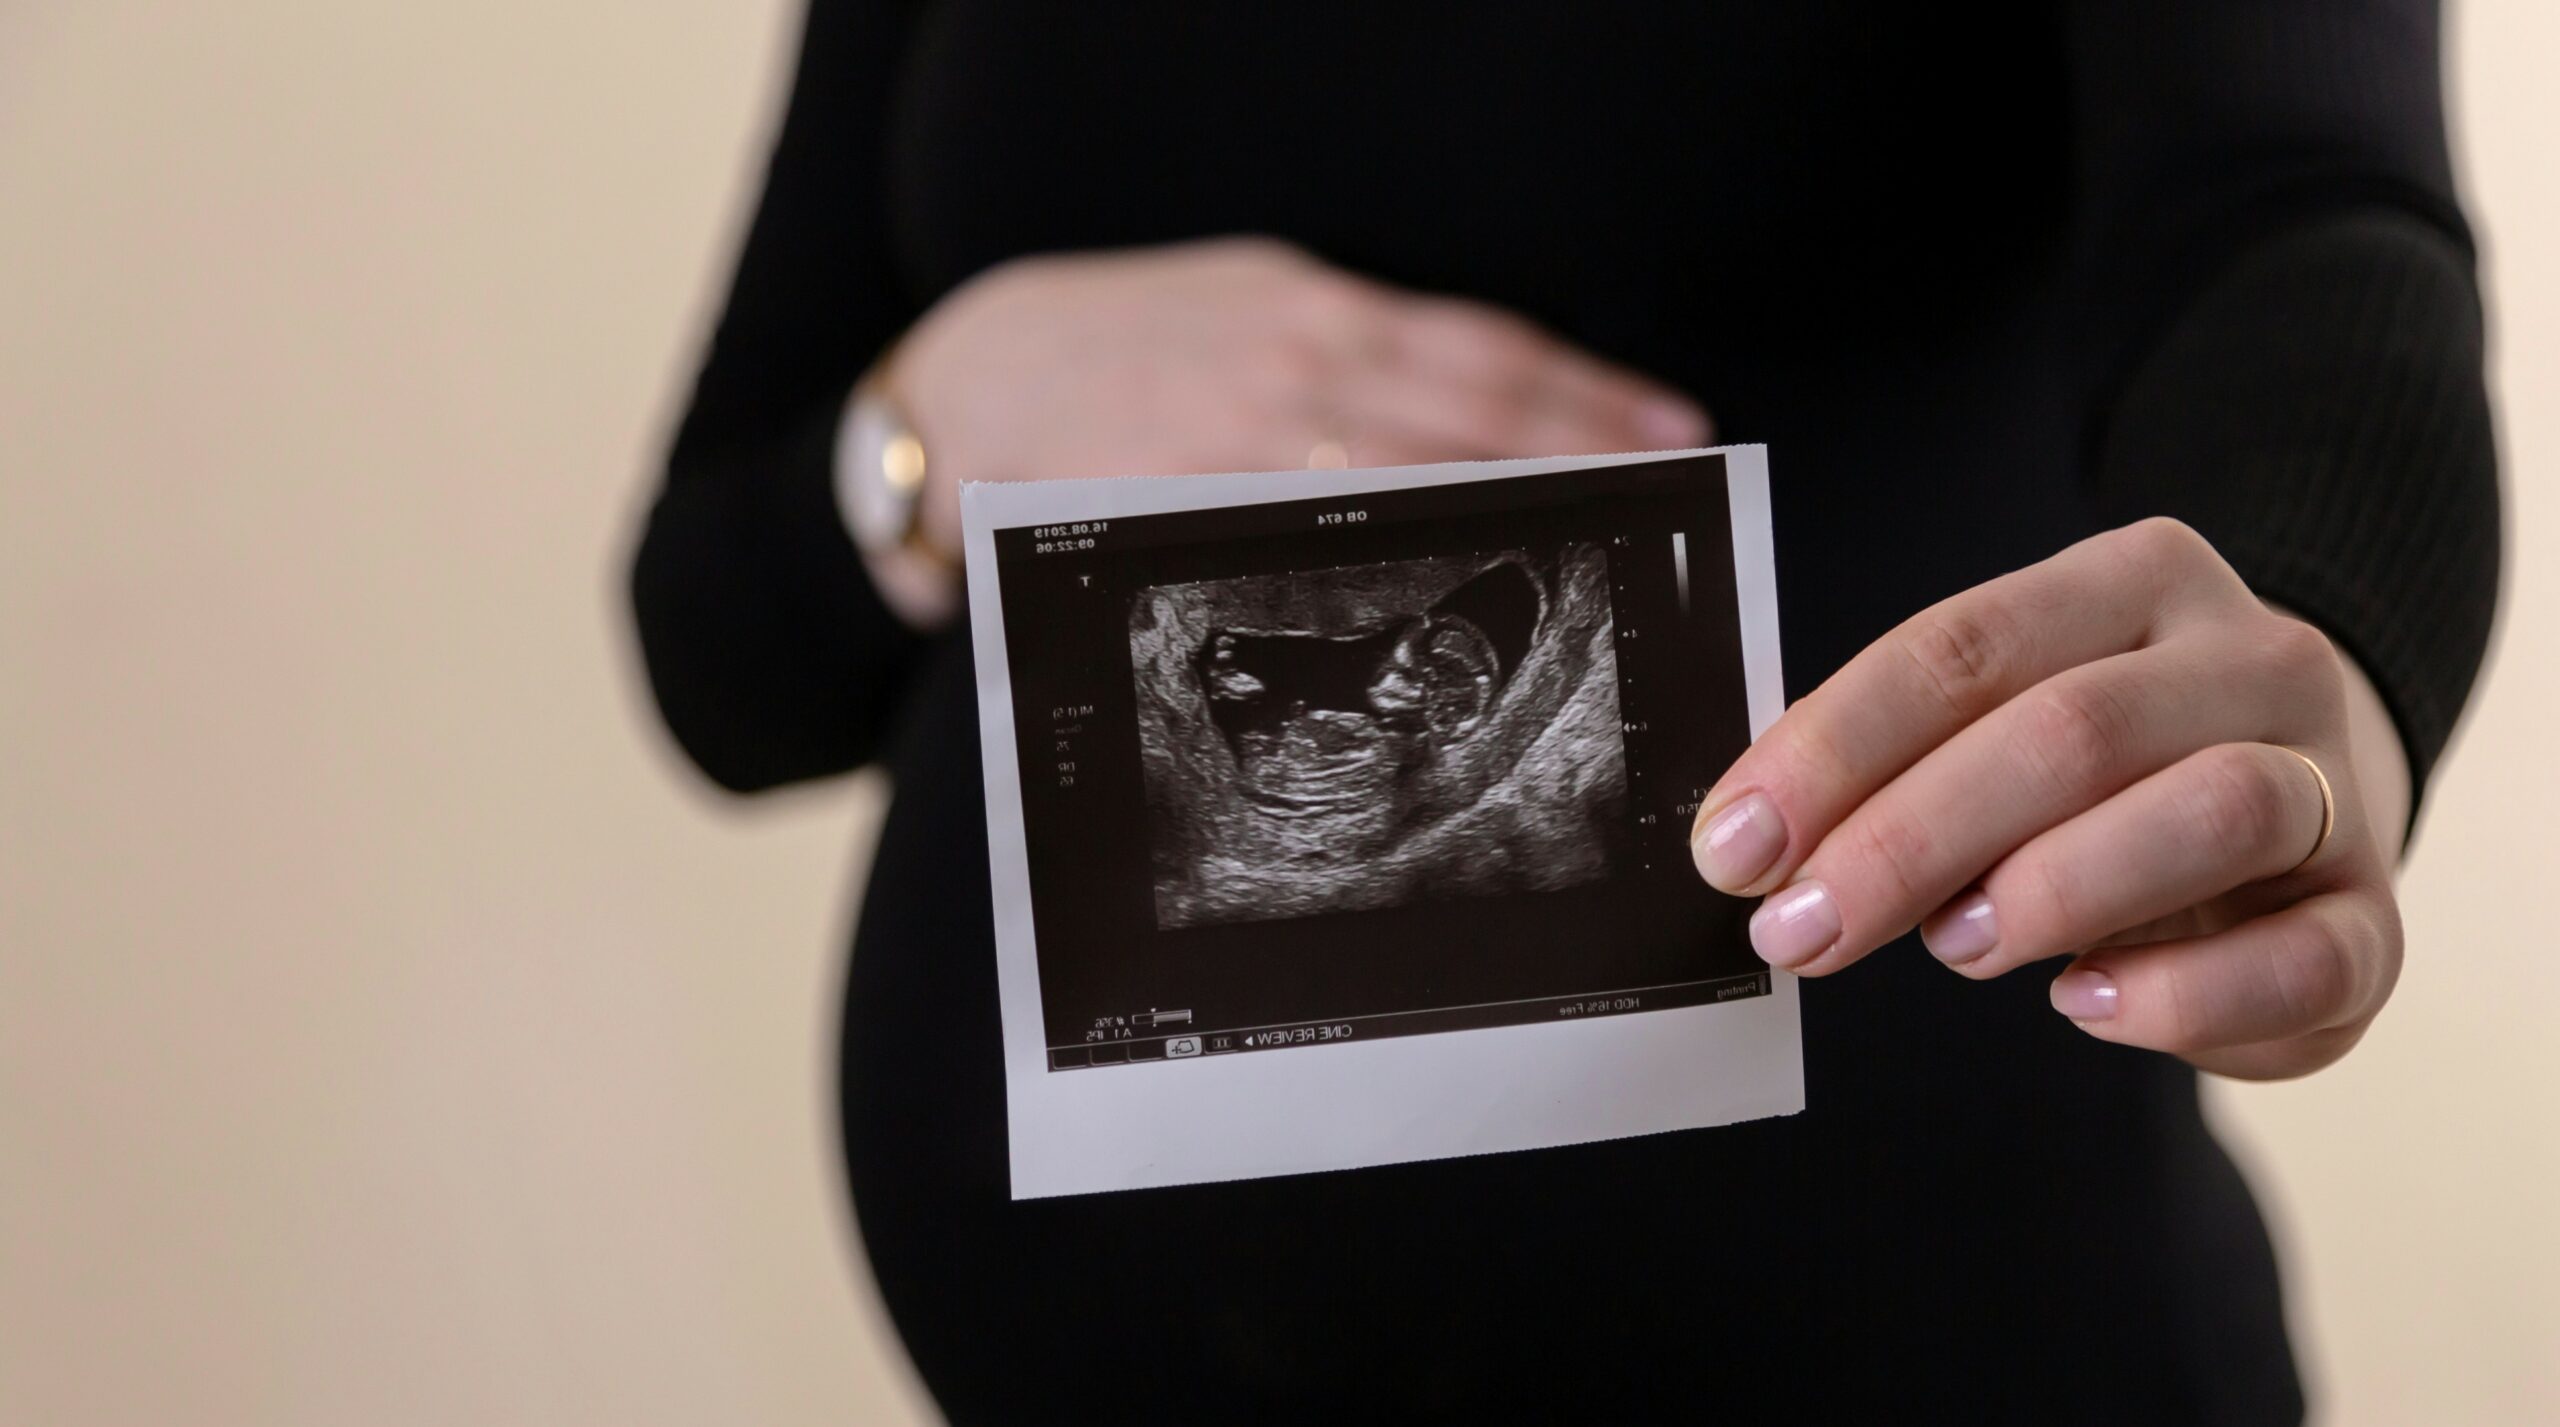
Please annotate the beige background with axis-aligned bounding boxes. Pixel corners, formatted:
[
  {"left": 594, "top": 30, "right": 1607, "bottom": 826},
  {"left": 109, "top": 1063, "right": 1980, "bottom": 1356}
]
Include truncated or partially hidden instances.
[{"left": 1, "top": 3, "right": 2550, "bottom": 1422}]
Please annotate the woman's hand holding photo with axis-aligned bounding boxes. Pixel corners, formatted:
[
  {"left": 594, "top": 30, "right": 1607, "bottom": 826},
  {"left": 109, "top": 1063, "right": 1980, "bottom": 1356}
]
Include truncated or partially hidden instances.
[{"left": 1694, "top": 517, "right": 2412, "bottom": 1081}]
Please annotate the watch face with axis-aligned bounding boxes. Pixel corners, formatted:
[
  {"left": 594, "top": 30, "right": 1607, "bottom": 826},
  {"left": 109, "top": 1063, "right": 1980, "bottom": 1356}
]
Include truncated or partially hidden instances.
[{"left": 843, "top": 397, "right": 913, "bottom": 555}]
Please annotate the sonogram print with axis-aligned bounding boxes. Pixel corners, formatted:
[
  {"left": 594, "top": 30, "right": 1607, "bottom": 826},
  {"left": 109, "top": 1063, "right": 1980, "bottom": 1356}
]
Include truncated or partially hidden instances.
[{"left": 1129, "top": 546, "right": 1631, "bottom": 930}]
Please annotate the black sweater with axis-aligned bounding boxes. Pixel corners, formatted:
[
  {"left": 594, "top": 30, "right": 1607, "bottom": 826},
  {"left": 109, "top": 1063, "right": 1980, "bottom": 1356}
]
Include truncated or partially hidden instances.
[{"left": 630, "top": 5, "right": 2499, "bottom": 1422}]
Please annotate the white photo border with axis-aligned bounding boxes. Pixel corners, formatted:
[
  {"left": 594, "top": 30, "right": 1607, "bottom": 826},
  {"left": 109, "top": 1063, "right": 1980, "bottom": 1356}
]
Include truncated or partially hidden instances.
[{"left": 964, "top": 446, "right": 1801, "bottom": 1200}]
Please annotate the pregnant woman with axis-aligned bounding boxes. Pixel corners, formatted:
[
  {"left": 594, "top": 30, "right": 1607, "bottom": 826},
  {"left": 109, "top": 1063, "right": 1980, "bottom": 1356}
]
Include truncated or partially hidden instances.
[{"left": 629, "top": 4, "right": 2499, "bottom": 1421}]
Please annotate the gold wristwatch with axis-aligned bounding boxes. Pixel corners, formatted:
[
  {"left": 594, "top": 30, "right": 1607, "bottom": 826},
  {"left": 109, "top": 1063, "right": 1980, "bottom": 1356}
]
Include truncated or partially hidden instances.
[{"left": 839, "top": 377, "right": 958, "bottom": 571}]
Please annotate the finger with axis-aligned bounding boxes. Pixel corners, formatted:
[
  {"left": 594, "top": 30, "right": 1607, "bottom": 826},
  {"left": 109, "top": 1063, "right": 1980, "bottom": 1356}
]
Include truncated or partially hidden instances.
[
  {"left": 1223, "top": 412, "right": 1481, "bottom": 475},
  {"left": 1745, "top": 640, "right": 2289, "bottom": 973},
  {"left": 1520, "top": 347, "right": 1712, "bottom": 451},
  {"left": 1322, "top": 363, "right": 1558, "bottom": 460},
  {"left": 1327, "top": 359, "right": 1686, "bottom": 465},
  {"left": 1382, "top": 297, "right": 1709, "bottom": 448},
  {"left": 2047, "top": 890, "right": 2399, "bottom": 1064},
  {"left": 1338, "top": 429, "right": 1489, "bottom": 469},
  {"left": 1690, "top": 519, "right": 2250, "bottom": 899},
  {"left": 1919, "top": 742, "right": 2338, "bottom": 977},
  {"left": 1249, "top": 387, "right": 1513, "bottom": 472}
]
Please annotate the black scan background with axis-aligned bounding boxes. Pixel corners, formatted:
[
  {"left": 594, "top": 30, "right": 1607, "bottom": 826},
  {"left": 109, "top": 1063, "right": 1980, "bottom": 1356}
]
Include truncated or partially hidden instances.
[{"left": 992, "top": 455, "right": 1761, "bottom": 1055}]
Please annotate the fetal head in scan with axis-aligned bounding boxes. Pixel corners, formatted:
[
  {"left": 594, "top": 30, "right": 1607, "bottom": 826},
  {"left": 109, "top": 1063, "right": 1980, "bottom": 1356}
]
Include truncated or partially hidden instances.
[{"left": 1130, "top": 545, "right": 1631, "bottom": 930}]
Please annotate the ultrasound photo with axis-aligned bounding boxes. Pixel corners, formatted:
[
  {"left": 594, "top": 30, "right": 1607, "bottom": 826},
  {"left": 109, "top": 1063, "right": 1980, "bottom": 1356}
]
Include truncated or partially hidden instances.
[{"left": 1130, "top": 545, "right": 1631, "bottom": 930}]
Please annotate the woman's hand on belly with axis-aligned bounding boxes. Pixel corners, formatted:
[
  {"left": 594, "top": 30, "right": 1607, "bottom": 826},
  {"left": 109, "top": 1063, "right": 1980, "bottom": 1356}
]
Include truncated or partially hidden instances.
[
  {"left": 1689, "top": 517, "right": 2412, "bottom": 1081},
  {"left": 882, "top": 236, "right": 1709, "bottom": 557}
]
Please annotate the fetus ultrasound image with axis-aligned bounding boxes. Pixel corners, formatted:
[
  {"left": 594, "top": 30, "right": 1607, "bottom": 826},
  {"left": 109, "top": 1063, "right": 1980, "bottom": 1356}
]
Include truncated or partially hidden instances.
[
  {"left": 987, "top": 453, "right": 1769, "bottom": 1068},
  {"left": 1130, "top": 547, "right": 1630, "bottom": 929}
]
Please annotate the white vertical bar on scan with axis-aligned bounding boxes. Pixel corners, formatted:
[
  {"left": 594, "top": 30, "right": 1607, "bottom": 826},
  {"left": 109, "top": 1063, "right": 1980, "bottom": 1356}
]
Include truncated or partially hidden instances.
[{"left": 1671, "top": 531, "right": 1690, "bottom": 615}]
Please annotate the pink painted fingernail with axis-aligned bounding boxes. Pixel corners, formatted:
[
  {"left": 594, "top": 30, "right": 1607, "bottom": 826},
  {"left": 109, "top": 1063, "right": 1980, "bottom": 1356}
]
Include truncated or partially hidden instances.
[
  {"left": 1923, "top": 891, "right": 1999, "bottom": 966},
  {"left": 1750, "top": 881, "right": 1839, "bottom": 969},
  {"left": 1692, "top": 792, "right": 1785, "bottom": 892},
  {"left": 2051, "top": 967, "right": 2120, "bottom": 1022}
]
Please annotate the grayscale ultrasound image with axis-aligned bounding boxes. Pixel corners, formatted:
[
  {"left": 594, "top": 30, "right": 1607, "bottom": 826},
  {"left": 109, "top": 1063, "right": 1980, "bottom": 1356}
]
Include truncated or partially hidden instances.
[{"left": 1130, "top": 545, "right": 1630, "bottom": 930}]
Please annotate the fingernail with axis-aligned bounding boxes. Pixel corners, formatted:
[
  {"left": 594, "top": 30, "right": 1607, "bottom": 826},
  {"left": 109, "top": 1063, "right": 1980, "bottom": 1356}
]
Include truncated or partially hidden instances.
[
  {"left": 1923, "top": 890, "right": 1999, "bottom": 966},
  {"left": 1750, "top": 881, "right": 1839, "bottom": 969},
  {"left": 2050, "top": 967, "right": 2120, "bottom": 1022},
  {"left": 1692, "top": 792, "right": 1785, "bottom": 892},
  {"left": 1638, "top": 398, "right": 1708, "bottom": 446}
]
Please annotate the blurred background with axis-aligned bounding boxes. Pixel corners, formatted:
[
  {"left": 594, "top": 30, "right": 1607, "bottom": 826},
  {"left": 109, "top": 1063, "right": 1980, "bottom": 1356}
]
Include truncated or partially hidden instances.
[{"left": 2, "top": 3, "right": 2551, "bottom": 1423}]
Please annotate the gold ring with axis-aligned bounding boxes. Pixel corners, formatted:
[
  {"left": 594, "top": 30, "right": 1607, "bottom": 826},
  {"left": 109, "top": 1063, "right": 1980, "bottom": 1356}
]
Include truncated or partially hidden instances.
[{"left": 2280, "top": 746, "right": 2336, "bottom": 875}]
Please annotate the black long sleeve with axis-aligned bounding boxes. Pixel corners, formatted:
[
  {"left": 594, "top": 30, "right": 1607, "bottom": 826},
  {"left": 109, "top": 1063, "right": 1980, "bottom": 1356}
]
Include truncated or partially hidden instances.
[
  {"left": 2063, "top": 0, "right": 2500, "bottom": 804},
  {"left": 629, "top": 0, "right": 926, "bottom": 793}
]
